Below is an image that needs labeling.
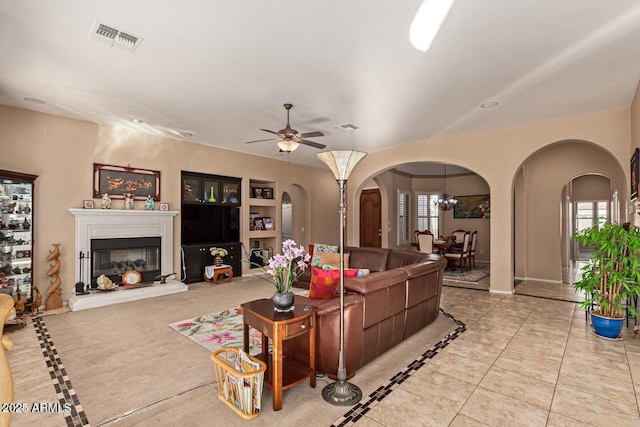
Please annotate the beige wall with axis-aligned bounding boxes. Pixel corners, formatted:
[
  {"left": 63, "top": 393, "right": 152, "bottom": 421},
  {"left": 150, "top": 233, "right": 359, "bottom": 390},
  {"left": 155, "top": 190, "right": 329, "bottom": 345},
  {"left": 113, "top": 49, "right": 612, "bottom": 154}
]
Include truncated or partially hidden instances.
[
  {"left": 1, "top": 102, "right": 635, "bottom": 299},
  {"left": 0, "top": 105, "right": 339, "bottom": 303},
  {"left": 348, "top": 109, "right": 631, "bottom": 293}
]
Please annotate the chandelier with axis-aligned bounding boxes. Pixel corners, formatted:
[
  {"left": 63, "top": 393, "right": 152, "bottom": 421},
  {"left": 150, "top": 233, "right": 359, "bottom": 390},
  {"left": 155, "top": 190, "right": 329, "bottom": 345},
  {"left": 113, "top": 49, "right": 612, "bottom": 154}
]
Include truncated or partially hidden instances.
[{"left": 435, "top": 164, "right": 457, "bottom": 211}]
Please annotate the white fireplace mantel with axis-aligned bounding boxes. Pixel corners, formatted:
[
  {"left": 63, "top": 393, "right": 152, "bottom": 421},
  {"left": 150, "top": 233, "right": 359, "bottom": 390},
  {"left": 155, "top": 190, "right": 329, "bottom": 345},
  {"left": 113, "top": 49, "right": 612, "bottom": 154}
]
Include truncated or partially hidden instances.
[{"left": 68, "top": 208, "right": 187, "bottom": 311}]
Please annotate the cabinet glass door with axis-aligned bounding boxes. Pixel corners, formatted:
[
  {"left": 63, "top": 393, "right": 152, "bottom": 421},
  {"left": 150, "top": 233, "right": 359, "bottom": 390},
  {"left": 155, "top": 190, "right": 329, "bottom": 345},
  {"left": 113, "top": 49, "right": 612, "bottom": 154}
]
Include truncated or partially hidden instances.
[
  {"left": 221, "top": 181, "right": 240, "bottom": 204},
  {"left": 203, "top": 179, "right": 219, "bottom": 203},
  {"left": 1, "top": 176, "right": 34, "bottom": 303},
  {"left": 182, "top": 177, "right": 201, "bottom": 203}
]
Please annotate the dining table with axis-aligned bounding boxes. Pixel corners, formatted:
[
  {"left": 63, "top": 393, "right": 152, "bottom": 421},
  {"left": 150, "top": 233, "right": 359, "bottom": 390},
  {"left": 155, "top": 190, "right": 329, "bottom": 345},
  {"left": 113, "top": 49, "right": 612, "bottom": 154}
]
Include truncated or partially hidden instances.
[{"left": 433, "top": 239, "right": 453, "bottom": 254}]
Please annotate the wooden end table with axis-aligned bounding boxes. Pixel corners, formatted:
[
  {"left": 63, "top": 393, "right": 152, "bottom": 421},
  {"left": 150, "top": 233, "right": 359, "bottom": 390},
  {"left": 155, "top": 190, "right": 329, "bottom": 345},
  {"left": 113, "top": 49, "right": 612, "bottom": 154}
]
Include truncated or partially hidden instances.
[
  {"left": 241, "top": 298, "right": 316, "bottom": 411},
  {"left": 203, "top": 266, "right": 233, "bottom": 284}
]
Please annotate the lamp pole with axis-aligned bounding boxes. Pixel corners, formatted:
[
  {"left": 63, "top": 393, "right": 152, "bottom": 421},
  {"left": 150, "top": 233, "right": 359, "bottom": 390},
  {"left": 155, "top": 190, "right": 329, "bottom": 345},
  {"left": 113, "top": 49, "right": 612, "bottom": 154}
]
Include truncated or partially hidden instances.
[{"left": 317, "top": 150, "right": 367, "bottom": 406}]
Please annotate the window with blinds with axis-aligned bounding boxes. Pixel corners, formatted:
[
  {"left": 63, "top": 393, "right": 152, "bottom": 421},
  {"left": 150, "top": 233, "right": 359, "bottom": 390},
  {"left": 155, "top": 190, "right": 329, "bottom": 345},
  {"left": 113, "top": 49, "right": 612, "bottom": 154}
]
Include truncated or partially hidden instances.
[
  {"left": 417, "top": 193, "right": 440, "bottom": 237},
  {"left": 398, "top": 190, "right": 410, "bottom": 244}
]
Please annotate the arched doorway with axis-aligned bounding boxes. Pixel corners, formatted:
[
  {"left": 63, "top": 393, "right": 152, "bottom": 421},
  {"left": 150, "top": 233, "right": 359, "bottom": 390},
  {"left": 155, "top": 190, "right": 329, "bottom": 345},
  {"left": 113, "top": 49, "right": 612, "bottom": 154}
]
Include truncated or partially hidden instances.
[{"left": 513, "top": 140, "right": 625, "bottom": 286}]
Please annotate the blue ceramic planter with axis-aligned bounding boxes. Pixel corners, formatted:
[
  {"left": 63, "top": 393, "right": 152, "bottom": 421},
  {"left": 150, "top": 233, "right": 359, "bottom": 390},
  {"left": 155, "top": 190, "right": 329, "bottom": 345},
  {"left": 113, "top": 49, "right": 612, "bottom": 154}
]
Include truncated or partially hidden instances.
[{"left": 590, "top": 312, "right": 624, "bottom": 339}]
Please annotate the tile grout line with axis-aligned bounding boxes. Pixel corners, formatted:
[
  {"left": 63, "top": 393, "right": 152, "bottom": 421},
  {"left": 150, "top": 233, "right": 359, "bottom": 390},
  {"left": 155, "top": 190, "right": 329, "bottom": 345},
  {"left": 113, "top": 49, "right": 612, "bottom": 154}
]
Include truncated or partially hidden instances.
[
  {"left": 330, "top": 309, "right": 467, "bottom": 427},
  {"left": 32, "top": 316, "right": 91, "bottom": 427}
]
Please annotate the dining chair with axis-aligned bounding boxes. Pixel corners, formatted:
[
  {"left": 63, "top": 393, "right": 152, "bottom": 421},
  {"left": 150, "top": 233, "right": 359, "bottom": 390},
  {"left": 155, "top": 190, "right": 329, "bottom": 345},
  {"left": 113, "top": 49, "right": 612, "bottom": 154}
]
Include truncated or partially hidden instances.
[
  {"left": 444, "top": 231, "right": 470, "bottom": 272},
  {"left": 451, "top": 229, "right": 467, "bottom": 251},
  {"left": 468, "top": 230, "right": 478, "bottom": 269},
  {"left": 416, "top": 230, "right": 434, "bottom": 253}
]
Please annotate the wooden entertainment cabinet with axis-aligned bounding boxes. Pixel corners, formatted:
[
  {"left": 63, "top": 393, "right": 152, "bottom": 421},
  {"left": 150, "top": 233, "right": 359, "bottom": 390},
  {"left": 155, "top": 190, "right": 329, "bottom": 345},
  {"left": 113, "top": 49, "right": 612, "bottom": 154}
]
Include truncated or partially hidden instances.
[{"left": 180, "top": 171, "right": 242, "bottom": 284}]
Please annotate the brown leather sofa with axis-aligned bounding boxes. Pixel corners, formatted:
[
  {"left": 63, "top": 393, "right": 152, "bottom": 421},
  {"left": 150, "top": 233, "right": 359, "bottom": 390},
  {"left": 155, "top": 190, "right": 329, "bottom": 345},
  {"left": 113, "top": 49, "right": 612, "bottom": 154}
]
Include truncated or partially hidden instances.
[{"left": 286, "top": 247, "right": 447, "bottom": 378}]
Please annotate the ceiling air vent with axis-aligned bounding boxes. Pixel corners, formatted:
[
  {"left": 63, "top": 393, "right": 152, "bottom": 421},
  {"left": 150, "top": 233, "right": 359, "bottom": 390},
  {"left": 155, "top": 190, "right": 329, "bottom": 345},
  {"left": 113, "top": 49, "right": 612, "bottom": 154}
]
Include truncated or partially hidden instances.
[
  {"left": 335, "top": 123, "right": 360, "bottom": 132},
  {"left": 90, "top": 21, "right": 143, "bottom": 52}
]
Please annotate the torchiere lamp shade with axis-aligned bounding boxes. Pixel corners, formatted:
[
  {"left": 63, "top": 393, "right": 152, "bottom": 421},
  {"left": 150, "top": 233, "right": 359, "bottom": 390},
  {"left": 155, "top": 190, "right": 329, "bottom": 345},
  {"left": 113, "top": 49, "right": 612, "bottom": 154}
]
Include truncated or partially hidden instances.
[{"left": 316, "top": 151, "right": 367, "bottom": 181}]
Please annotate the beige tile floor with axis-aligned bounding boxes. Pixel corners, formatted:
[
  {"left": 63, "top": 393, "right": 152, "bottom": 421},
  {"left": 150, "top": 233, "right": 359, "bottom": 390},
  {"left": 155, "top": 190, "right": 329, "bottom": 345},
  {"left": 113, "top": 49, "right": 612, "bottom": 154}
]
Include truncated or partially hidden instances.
[{"left": 4, "top": 271, "right": 640, "bottom": 426}]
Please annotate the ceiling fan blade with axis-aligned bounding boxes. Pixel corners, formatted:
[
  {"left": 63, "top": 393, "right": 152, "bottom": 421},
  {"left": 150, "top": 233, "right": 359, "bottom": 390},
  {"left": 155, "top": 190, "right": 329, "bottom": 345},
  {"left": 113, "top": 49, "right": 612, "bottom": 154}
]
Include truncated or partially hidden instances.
[
  {"left": 245, "top": 137, "right": 277, "bottom": 144},
  {"left": 260, "top": 128, "right": 280, "bottom": 135},
  {"left": 300, "top": 131, "right": 324, "bottom": 138},
  {"left": 299, "top": 139, "right": 326, "bottom": 149}
]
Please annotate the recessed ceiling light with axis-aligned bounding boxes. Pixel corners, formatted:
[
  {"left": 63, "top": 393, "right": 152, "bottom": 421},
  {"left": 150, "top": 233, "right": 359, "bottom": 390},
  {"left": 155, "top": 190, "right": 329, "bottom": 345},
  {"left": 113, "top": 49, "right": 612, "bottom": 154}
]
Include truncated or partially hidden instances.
[
  {"left": 23, "top": 97, "right": 45, "bottom": 104},
  {"left": 481, "top": 102, "right": 498, "bottom": 109}
]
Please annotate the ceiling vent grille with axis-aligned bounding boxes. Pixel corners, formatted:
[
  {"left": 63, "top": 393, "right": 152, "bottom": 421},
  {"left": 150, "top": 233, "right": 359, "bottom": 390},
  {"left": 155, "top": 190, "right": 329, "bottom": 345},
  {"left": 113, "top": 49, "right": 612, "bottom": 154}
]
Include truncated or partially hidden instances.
[
  {"left": 335, "top": 123, "right": 360, "bottom": 132},
  {"left": 90, "top": 21, "right": 143, "bottom": 52}
]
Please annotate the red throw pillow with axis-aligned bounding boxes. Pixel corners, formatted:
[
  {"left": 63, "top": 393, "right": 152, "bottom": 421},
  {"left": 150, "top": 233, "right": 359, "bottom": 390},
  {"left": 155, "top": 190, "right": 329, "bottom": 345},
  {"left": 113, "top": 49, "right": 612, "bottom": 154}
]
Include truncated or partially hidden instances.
[
  {"left": 309, "top": 267, "right": 340, "bottom": 299},
  {"left": 309, "top": 267, "right": 360, "bottom": 299},
  {"left": 344, "top": 269, "right": 360, "bottom": 279}
]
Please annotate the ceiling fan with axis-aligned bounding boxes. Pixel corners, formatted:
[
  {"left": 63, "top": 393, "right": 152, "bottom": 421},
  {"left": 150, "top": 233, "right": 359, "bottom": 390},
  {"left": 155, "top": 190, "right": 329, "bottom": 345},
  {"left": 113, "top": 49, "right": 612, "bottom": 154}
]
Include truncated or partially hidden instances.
[{"left": 245, "top": 103, "right": 326, "bottom": 152}]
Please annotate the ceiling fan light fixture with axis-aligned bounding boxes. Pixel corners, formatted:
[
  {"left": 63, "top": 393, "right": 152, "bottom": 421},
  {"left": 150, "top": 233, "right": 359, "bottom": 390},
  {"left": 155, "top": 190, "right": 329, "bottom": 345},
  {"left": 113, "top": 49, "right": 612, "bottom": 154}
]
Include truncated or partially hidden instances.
[
  {"left": 277, "top": 140, "right": 299, "bottom": 152},
  {"left": 409, "top": 0, "right": 454, "bottom": 52}
]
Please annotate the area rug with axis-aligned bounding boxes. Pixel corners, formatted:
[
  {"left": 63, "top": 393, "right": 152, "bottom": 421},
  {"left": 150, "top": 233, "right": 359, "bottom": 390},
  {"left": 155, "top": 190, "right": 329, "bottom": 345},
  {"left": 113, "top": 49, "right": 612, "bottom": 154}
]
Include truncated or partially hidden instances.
[
  {"left": 443, "top": 263, "right": 489, "bottom": 283},
  {"left": 168, "top": 307, "right": 263, "bottom": 355}
]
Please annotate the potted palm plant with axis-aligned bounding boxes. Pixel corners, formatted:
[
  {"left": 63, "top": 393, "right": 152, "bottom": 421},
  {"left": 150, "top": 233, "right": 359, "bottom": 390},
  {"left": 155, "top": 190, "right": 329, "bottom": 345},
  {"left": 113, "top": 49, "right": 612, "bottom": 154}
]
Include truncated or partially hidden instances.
[{"left": 573, "top": 221, "right": 640, "bottom": 339}]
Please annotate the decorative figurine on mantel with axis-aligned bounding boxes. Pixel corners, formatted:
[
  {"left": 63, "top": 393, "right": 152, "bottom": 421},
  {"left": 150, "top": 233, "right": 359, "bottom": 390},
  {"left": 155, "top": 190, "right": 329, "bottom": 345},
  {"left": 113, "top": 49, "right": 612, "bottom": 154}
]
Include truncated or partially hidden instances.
[
  {"left": 101, "top": 193, "right": 111, "bottom": 209},
  {"left": 124, "top": 193, "right": 134, "bottom": 210},
  {"left": 145, "top": 195, "right": 155, "bottom": 210}
]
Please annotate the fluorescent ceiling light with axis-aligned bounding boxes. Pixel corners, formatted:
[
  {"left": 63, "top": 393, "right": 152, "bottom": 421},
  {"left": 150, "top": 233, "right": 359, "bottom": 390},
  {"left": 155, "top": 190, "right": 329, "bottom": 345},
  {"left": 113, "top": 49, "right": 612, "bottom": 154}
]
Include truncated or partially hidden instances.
[{"left": 409, "top": 0, "right": 454, "bottom": 52}]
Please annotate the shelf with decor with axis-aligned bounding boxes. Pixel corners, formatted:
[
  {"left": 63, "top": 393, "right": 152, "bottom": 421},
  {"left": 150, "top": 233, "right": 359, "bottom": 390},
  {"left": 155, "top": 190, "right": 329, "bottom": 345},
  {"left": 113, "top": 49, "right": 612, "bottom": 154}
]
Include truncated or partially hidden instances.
[
  {"left": 181, "top": 171, "right": 242, "bottom": 284},
  {"left": 247, "top": 179, "right": 278, "bottom": 271}
]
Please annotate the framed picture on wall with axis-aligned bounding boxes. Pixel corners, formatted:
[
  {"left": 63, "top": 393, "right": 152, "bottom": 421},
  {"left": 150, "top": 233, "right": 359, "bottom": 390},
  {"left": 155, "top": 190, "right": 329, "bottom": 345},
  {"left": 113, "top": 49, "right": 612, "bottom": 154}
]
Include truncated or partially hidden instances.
[
  {"left": 453, "top": 194, "right": 490, "bottom": 219},
  {"left": 631, "top": 148, "right": 639, "bottom": 201},
  {"left": 93, "top": 163, "right": 161, "bottom": 200}
]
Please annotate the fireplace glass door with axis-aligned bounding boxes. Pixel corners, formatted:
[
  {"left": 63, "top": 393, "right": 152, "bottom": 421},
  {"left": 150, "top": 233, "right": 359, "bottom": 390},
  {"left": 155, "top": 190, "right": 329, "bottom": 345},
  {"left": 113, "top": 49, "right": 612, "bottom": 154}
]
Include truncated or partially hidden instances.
[{"left": 91, "top": 237, "right": 161, "bottom": 286}]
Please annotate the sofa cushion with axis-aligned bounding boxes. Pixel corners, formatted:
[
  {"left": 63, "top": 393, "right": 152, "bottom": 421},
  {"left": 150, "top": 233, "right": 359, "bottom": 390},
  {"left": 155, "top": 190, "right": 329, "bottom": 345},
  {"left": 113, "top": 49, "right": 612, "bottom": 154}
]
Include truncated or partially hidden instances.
[
  {"left": 348, "top": 248, "right": 392, "bottom": 272},
  {"left": 310, "top": 243, "right": 339, "bottom": 267},
  {"left": 309, "top": 267, "right": 340, "bottom": 299},
  {"left": 386, "top": 250, "right": 430, "bottom": 270},
  {"left": 317, "top": 252, "right": 350, "bottom": 269},
  {"left": 309, "top": 267, "right": 360, "bottom": 299}
]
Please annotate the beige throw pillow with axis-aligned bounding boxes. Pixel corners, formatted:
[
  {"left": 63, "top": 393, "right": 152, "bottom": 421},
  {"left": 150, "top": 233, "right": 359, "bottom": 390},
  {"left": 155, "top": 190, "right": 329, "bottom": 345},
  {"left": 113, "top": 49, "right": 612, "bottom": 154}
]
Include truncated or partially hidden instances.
[{"left": 317, "top": 252, "right": 350, "bottom": 269}]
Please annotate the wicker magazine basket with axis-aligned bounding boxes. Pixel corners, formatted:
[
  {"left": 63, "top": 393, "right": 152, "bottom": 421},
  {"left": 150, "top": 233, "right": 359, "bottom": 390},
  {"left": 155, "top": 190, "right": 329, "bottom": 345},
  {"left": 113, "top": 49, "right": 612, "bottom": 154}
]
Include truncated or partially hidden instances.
[{"left": 211, "top": 348, "right": 266, "bottom": 419}]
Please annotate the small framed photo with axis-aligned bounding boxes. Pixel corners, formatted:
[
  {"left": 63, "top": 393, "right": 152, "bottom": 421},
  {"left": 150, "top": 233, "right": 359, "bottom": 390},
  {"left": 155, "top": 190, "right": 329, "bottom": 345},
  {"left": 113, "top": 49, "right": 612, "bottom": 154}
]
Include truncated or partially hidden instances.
[
  {"left": 253, "top": 217, "right": 264, "bottom": 230},
  {"left": 159, "top": 203, "right": 169, "bottom": 211},
  {"left": 263, "top": 217, "right": 274, "bottom": 230},
  {"left": 251, "top": 187, "right": 263, "bottom": 199},
  {"left": 263, "top": 187, "right": 274, "bottom": 199},
  {"left": 83, "top": 200, "right": 94, "bottom": 209}
]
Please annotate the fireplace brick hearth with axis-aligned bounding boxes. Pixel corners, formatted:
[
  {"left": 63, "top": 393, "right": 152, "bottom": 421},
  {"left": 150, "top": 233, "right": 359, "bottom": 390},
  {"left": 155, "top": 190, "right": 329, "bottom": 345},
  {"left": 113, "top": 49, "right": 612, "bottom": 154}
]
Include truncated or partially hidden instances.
[{"left": 68, "top": 209, "right": 187, "bottom": 311}]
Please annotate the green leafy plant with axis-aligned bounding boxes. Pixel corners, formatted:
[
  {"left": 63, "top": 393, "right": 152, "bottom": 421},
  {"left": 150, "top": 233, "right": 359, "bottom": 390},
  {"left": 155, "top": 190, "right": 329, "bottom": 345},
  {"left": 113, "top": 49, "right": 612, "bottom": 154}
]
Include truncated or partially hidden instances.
[{"left": 573, "top": 221, "right": 640, "bottom": 318}]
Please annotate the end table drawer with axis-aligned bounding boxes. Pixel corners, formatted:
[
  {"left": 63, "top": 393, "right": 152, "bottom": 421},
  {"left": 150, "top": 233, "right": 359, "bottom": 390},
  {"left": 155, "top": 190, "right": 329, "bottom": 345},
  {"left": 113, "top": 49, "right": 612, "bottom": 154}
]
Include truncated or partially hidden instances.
[{"left": 286, "top": 317, "right": 312, "bottom": 337}]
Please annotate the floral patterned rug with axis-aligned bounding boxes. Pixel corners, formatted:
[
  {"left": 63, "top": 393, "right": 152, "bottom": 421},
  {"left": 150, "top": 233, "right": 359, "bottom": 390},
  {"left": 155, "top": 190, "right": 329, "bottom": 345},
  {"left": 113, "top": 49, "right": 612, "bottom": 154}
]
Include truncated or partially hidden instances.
[{"left": 168, "top": 307, "right": 262, "bottom": 355}]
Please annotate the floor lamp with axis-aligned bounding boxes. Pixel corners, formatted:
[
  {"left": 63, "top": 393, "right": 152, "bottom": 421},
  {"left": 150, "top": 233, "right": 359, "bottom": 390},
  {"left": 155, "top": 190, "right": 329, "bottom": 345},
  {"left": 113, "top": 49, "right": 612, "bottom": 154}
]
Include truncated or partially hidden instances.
[{"left": 317, "top": 150, "right": 367, "bottom": 406}]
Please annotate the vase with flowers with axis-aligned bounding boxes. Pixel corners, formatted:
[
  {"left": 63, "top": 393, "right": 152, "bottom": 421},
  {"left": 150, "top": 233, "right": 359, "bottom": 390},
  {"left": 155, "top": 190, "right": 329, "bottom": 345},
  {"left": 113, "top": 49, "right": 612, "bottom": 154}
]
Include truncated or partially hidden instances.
[
  {"left": 260, "top": 239, "right": 310, "bottom": 311},
  {"left": 209, "top": 247, "right": 229, "bottom": 266}
]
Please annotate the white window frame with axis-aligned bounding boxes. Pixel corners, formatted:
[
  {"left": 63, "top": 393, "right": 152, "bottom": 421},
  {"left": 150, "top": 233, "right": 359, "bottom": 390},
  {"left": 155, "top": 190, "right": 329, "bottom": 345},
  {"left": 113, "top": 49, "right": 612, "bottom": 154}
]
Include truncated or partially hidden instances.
[
  {"left": 416, "top": 192, "right": 440, "bottom": 237},
  {"left": 398, "top": 189, "right": 411, "bottom": 245}
]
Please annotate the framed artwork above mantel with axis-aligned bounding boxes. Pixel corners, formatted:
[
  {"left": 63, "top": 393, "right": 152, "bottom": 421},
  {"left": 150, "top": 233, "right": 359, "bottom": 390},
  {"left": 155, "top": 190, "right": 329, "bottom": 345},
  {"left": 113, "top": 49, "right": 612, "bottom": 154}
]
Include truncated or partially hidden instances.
[{"left": 93, "top": 163, "right": 160, "bottom": 200}]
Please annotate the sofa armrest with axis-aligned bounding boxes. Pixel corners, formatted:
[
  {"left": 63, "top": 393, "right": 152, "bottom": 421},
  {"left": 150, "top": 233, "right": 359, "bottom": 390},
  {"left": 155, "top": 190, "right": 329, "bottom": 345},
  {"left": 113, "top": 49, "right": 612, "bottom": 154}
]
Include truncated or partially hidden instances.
[
  {"left": 399, "top": 257, "right": 446, "bottom": 278},
  {"left": 344, "top": 269, "right": 407, "bottom": 295}
]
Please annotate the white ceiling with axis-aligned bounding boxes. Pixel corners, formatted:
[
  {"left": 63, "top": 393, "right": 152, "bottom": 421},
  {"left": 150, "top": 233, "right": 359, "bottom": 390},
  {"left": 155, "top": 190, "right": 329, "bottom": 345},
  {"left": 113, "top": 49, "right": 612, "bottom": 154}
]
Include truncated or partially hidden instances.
[{"left": 2, "top": 1, "right": 640, "bottom": 174}]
